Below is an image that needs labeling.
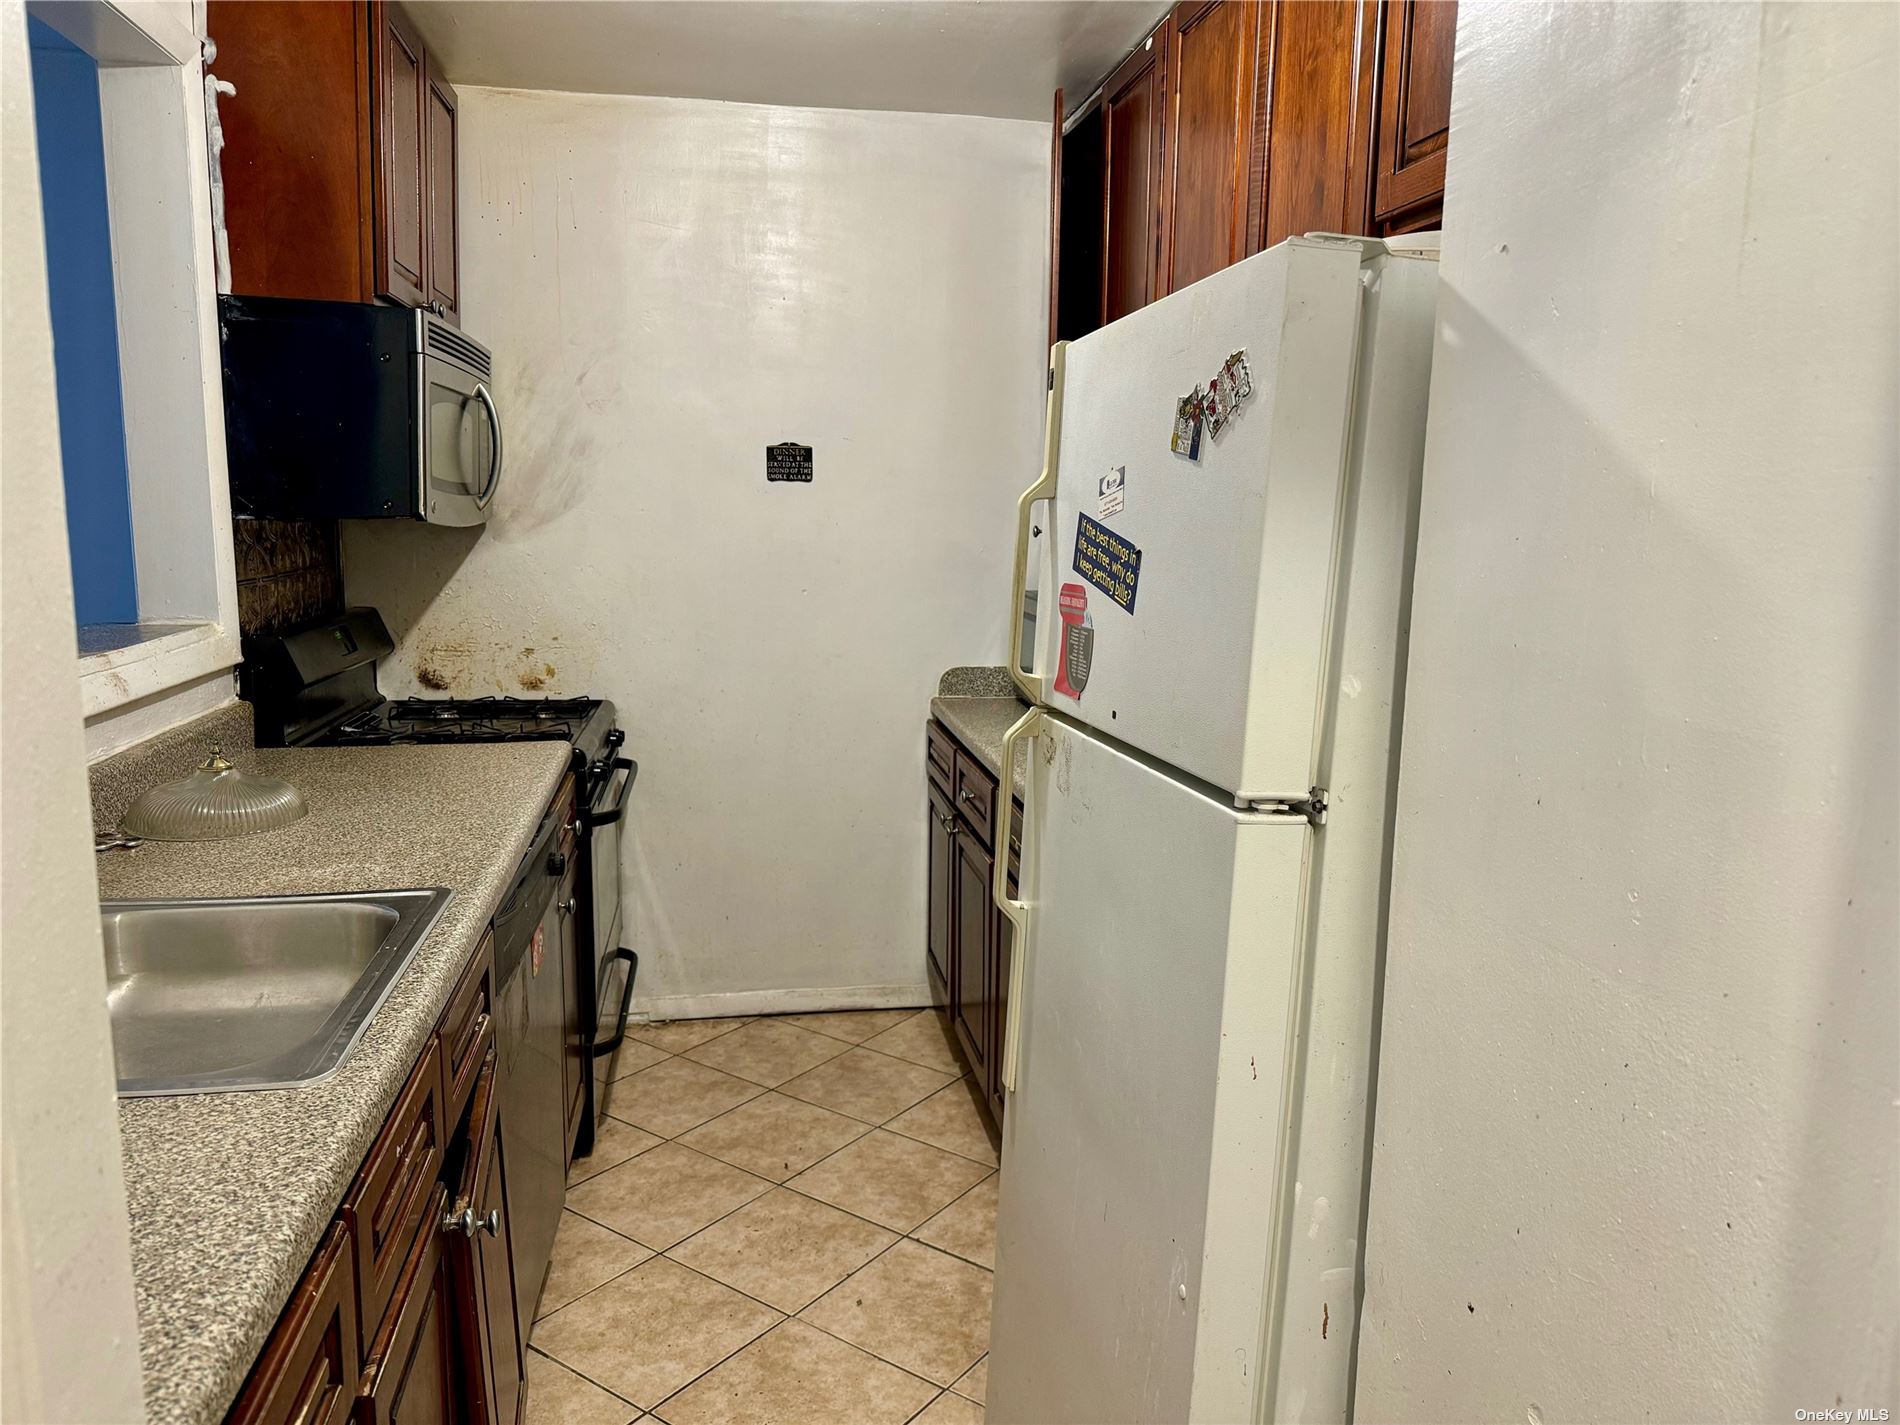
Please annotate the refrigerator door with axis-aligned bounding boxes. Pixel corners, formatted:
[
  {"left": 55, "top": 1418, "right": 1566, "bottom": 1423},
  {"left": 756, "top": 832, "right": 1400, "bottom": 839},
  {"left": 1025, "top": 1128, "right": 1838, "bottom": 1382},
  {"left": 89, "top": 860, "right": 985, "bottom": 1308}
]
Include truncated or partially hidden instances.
[
  {"left": 988, "top": 713, "right": 1314, "bottom": 1425},
  {"left": 1028, "top": 237, "right": 1366, "bottom": 802}
]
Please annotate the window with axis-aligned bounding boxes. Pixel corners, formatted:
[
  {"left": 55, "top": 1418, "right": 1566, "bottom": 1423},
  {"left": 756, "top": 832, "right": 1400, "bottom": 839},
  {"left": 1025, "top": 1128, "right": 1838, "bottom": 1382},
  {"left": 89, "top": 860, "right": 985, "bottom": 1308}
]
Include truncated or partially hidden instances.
[
  {"left": 23, "top": 0, "right": 242, "bottom": 753},
  {"left": 27, "top": 17, "right": 138, "bottom": 627}
]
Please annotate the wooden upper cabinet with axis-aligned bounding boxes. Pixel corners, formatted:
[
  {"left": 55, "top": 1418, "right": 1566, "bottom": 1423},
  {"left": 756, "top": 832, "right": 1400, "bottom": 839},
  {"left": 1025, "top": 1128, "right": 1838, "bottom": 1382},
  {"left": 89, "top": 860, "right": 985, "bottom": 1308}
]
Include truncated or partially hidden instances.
[
  {"left": 373, "top": 2, "right": 428, "bottom": 309},
  {"left": 1101, "top": 30, "right": 1167, "bottom": 324},
  {"left": 210, "top": 1, "right": 460, "bottom": 321},
  {"left": 1372, "top": 0, "right": 1455, "bottom": 227},
  {"left": 1255, "top": 0, "right": 1373, "bottom": 249},
  {"left": 211, "top": 1, "right": 374, "bottom": 303},
  {"left": 1159, "top": 0, "right": 1262, "bottom": 297},
  {"left": 425, "top": 71, "right": 460, "bottom": 320}
]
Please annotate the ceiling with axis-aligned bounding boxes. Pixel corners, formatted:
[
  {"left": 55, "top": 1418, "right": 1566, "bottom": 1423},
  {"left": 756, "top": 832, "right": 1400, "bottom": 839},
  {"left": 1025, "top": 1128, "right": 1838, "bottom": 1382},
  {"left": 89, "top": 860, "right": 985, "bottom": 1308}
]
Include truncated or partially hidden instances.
[{"left": 404, "top": 1, "right": 1168, "bottom": 122}]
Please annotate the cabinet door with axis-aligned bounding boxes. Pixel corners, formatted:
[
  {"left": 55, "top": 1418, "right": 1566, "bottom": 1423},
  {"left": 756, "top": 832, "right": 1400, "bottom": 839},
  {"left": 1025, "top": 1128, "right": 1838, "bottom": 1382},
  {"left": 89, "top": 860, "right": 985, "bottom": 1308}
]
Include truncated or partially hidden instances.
[
  {"left": 208, "top": 0, "right": 374, "bottom": 303},
  {"left": 228, "top": 1224, "right": 360, "bottom": 1425},
  {"left": 373, "top": 0, "right": 428, "bottom": 308},
  {"left": 1102, "top": 27, "right": 1168, "bottom": 323},
  {"left": 926, "top": 782, "right": 956, "bottom": 1006},
  {"left": 1372, "top": 0, "right": 1455, "bottom": 228},
  {"left": 424, "top": 67, "right": 459, "bottom": 321},
  {"left": 558, "top": 861, "right": 584, "bottom": 1166},
  {"left": 1159, "top": 0, "right": 1261, "bottom": 295},
  {"left": 952, "top": 831, "right": 994, "bottom": 1087},
  {"left": 444, "top": 1049, "right": 526, "bottom": 1425},
  {"left": 356, "top": 1185, "right": 456, "bottom": 1425},
  {"left": 1254, "top": 0, "right": 1374, "bottom": 249}
]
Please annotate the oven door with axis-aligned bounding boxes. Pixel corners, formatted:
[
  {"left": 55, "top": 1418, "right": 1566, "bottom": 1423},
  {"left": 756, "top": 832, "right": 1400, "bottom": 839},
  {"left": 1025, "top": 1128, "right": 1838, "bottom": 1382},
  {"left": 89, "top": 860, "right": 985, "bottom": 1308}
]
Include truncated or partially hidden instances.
[
  {"left": 419, "top": 352, "right": 501, "bottom": 526},
  {"left": 585, "top": 755, "right": 635, "bottom": 960},
  {"left": 584, "top": 754, "right": 638, "bottom": 1055}
]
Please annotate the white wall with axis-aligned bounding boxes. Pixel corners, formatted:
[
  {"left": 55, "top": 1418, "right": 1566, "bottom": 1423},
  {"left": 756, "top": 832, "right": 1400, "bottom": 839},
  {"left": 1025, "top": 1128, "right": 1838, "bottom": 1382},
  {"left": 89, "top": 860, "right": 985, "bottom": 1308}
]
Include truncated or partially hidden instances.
[
  {"left": 1, "top": 1, "right": 147, "bottom": 1417},
  {"left": 1356, "top": 3, "right": 1897, "bottom": 1420},
  {"left": 345, "top": 88, "right": 1049, "bottom": 1013}
]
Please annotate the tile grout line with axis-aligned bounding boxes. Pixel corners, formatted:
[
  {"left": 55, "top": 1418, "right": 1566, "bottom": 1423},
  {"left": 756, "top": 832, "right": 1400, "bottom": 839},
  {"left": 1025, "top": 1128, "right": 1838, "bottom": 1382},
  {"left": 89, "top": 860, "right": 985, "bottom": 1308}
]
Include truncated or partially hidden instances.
[{"left": 554, "top": 1010, "right": 988, "bottom": 1417}]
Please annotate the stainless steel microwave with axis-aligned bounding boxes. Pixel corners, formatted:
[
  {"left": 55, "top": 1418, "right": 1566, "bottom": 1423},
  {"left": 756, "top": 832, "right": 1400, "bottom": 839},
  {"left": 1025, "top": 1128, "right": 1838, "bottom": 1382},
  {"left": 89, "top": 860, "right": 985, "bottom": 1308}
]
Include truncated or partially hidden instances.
[{"left": 218, "top": 296, "right": 502, "bottom": 526}]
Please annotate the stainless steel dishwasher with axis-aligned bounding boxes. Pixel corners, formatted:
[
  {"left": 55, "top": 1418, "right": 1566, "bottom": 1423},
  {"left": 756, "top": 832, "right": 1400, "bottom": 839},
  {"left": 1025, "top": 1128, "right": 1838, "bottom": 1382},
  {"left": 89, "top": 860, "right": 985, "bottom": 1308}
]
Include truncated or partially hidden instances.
[{"left": 492, "top": 804, "right": 566, "bottom": 1329}]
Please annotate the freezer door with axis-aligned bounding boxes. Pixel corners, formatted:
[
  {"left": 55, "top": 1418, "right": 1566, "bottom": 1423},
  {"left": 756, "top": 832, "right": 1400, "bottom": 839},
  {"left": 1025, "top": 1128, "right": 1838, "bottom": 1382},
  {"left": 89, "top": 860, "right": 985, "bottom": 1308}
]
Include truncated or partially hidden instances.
[
  {"left": 988, "top": 714, "right": 1314, "bottom": 1425},
  {"left": 1029, "top": 237, "right": 1365, "bottom": 801}
]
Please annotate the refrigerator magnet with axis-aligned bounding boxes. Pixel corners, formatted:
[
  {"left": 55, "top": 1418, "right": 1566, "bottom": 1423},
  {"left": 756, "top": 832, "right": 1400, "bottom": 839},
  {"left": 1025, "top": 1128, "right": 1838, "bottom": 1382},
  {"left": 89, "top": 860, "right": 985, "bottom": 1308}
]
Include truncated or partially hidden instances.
[
  {"left": 1171, "top": 389, "right": 1204, "bottom": 460},
  {"left": 1205, "top": 371, "right": 1232, "bottom": 438},
  {"left": 1073, "top": 511, "right": 1142, "bottom": 615},
  {"left": 1053, "top": 582, "right": 1094, "bottom": 699},
  {"left": 1226, "top": 348, "right": 1254, "bottom": 402},
  {"left": 1098, "top": 466, "right": 1126, "bottom": 519}
]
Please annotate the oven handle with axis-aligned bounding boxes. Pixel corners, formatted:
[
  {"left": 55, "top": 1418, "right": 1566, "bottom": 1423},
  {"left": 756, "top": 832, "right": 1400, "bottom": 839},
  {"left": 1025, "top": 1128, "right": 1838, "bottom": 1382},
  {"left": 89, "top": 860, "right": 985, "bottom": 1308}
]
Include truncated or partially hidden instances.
[
  {"left": 584, "top": 757, "right": 638, "bottom": 828},
  {"left": 590, "top": 948, "right": 640, "bottom": 1056}
]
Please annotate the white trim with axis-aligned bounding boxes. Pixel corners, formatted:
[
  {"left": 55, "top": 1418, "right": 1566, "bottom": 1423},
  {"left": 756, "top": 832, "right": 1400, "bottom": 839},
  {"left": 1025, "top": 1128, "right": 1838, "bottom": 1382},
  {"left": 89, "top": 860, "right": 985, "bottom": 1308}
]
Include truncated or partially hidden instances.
[
  {"left": 99, "top": 57, "right": 239, "bottom": 629},
  {"left": 54, "top": 0, "right": 243, "bottom": 730},
  {"left": 78, "top": 622, "right": 235, "bottom": 720},
  {"left": 631, "top": 983, "right": 933, "bottom": 1023},
  {"left": 25, "top": 0, "right": 195, "bottom": 67},
  {"left": 83, "top": 668, "right": 233, "bottom": 762}
]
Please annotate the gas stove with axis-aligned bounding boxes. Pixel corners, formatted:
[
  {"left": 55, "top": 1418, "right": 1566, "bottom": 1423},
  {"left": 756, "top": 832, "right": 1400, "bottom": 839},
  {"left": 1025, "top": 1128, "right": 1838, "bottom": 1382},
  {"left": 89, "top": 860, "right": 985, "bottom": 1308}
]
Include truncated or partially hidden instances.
[
  {"left": 327, "top": 695, "right": 610, "bottom": 749},
  {"left": 241, "top": 608, "right": 636, "bottom": 1159}
]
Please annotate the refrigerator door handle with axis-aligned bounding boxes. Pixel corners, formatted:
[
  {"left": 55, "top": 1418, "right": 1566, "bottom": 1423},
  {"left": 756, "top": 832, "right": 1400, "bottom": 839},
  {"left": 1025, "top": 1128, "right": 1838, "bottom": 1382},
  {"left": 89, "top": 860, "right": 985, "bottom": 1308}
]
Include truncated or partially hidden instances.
[
  {"left": 1009, "top": 342, "right": 1068, "bottom": 704},
  {"left": 994, "top": 706, "right": 1045, "bottom": 1091}
]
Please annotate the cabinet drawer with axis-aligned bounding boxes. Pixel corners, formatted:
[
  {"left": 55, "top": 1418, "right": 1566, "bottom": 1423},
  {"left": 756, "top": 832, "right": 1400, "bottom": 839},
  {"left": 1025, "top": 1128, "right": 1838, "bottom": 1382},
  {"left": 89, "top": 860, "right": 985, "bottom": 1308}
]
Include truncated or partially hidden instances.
[
  {"left": 340, "top": 1038, "right": 444, "bottom": 1362},
  {"left": 228, "top": 1224, "right": 360, "bottom": 1425},
  {"left": 926, "top": 721, "right": 955, "bottom": 795},
  {"left": 953, "top": 749, "right": 996, "bottom": 847},
  {"left": 437, "top": 931, "right": 495, "bottom": 1132}
]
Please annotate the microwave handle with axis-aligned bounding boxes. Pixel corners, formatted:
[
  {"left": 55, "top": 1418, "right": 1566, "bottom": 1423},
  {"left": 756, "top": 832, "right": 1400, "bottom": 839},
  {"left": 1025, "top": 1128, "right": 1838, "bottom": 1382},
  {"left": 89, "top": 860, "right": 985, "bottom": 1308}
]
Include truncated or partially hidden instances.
[{"left": 473, "top": 382, "right": 503, "bottom": 505}]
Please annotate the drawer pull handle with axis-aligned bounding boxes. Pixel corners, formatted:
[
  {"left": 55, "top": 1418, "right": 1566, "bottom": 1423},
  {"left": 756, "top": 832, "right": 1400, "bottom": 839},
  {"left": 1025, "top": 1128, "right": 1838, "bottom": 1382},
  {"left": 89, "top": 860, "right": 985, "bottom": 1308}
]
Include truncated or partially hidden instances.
[{"left": 442, "top": 1206, "right": 499, "bottom": 1238}]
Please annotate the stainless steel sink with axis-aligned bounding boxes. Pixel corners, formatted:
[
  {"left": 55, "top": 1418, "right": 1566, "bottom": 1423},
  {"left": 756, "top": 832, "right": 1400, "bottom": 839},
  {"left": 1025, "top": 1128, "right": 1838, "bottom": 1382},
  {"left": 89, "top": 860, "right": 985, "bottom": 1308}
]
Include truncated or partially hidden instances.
[{"left": 101, "top": 889, "right": 451, "bottom": 1096}]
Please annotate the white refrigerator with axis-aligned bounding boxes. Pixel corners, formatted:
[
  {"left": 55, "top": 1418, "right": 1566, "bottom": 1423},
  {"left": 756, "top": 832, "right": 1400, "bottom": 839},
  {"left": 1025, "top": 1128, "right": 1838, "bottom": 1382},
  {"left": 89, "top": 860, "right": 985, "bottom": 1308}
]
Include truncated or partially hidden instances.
[{"left": 988, "top": 235, "right": 1440, "bottom": 1425}]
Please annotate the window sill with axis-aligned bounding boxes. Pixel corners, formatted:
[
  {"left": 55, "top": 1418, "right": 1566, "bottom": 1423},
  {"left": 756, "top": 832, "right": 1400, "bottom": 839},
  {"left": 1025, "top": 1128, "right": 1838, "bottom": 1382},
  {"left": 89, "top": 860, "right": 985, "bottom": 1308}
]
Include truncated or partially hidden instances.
[{"left": 78, "top": 620, "right": 238, "bottom": 718}]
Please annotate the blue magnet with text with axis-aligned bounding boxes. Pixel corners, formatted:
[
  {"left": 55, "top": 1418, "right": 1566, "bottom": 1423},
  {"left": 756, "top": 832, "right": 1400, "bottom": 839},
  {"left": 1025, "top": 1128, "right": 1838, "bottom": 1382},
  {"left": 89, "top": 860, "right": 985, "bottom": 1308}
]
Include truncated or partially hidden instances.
[{"left": 1072, "top": 512, "right": 1142, "bottom": 615}]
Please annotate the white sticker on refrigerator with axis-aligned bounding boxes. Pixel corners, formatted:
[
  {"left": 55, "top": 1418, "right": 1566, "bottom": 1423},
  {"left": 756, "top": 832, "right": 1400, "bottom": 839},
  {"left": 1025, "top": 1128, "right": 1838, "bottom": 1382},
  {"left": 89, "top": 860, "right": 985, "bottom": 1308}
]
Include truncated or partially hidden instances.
[{"left": 1097, "top": 466, "right": 1126, "bottom": 519}]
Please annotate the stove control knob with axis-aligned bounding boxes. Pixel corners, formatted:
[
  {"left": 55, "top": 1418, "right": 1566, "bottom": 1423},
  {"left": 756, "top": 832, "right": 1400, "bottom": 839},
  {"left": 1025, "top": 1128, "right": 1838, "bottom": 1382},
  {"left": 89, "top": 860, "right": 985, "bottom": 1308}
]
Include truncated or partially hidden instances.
[{"left": 548, "top": 850, "right": 569, "bottom": 875}]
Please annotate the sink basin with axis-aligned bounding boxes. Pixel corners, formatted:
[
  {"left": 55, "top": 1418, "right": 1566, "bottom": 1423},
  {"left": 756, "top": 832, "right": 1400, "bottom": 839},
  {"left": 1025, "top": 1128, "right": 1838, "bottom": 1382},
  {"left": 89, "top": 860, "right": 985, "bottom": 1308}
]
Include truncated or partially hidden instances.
[{"left": 102, "top": 889, "right": 451, "bottom": 1096}]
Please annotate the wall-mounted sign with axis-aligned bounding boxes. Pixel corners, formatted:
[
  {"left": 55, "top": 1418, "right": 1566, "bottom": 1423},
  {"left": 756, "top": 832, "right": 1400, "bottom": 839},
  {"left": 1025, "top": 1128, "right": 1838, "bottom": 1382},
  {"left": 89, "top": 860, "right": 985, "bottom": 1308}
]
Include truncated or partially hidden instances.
[{"left": 766, "top": 442, "right": 813, "bottom": 483}]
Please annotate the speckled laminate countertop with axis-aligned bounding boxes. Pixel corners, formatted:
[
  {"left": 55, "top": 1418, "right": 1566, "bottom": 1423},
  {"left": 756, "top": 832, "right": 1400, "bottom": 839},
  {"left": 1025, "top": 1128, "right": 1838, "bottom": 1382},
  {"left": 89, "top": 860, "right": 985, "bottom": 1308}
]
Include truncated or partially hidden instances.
[
  {"left": 97, "top": 742, "right": 571, "bottom": 1425},
  {"left": 931, "top": 694, "right": 1031, "bottom": 800}
]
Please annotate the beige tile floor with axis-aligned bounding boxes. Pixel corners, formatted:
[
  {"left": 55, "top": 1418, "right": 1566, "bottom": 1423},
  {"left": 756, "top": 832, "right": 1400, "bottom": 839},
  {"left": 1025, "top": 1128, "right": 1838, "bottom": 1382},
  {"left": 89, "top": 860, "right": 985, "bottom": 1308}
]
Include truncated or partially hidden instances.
[{"left": 529, "top": 1008, "right": 996, "bottom": 1425}]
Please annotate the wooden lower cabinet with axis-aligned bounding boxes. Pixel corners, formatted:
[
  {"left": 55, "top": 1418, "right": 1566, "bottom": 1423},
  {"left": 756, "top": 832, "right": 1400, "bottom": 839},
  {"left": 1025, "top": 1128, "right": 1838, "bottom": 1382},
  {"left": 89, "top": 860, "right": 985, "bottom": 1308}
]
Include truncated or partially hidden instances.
[
  {"left": 228, "top": 1225, "right": 360, "bottom": 1425},
  {"left": 444, "top": 1049, "right": 525, "bottom": 1425},
  {"left": 356, "top": 1184, "right": 455, "bottom": 1424},
  {"left": 925, "top": 779, "right": 956, "bottom": 1005},
  {"left": 926, "top": 718, "right": 1016, "bottom": 1133},
  {"left": 951, "top": 830, "right": 994, "bottom": 1091}
]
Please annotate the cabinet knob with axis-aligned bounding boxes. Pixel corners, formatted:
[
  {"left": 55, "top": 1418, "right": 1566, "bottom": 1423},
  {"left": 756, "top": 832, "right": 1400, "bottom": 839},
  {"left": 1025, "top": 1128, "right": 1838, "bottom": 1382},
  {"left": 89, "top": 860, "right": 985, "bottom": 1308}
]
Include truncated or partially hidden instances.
[
  {"left": 939, "top": 814, "right": 960, "bottom": 835},
  {"left": 561, "top": 897, "right": 578, "bottom": 916},
  {"left": 958, "top": 788, "right": 979, "bottom": 805},
  {"left": 442, "top": 1206, "right": 498, "bottom": 1238},
  {"left": 549, "top": 849, "right": 569, "bottom": 875}
]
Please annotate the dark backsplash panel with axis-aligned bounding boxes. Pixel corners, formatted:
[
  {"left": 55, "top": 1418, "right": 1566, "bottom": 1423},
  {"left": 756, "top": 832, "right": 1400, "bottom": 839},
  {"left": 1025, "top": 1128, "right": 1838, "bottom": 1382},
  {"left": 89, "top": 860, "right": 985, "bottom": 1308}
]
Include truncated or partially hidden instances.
[{"left": 234, "top": 518, "right": 343, "bottom": 638}]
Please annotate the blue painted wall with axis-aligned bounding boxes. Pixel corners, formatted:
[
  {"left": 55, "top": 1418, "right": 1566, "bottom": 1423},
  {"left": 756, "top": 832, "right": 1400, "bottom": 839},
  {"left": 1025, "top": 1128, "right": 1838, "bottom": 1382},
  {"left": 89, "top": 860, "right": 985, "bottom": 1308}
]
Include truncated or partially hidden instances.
[{"left": 28, "top": 17, "right": 138, "bottom": 626}]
